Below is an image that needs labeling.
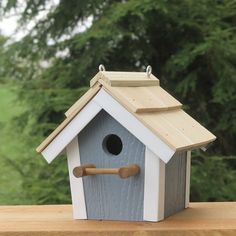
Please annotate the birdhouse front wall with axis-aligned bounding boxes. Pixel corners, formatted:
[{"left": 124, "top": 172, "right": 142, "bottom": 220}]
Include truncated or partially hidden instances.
[{"left": 78, "top": 110, "right": 146, "bottom": 221}]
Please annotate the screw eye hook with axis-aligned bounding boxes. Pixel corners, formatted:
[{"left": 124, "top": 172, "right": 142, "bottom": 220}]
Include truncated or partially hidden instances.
[
  {"left": 146, "top": 65, "right": 152, "bottom": 77},
  {"left": 99, "top": 64, "right": 106, "bottom": 71}
]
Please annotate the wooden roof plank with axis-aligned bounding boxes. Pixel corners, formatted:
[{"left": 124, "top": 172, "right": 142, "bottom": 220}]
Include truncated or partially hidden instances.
[
  {"left": 102, "top": 71, "right": 159, "bottom": 80},
  {"left": 135, "top": 105, "right": 182, "bottom": 113},
  {"left": 98, "top": 79, "right": 139, "bottom": 112},
  {"left": 136, "top": 113, "right": 193, "bottom": 150},
  {"left": 149, "top": 86, "right": 182, "bottom": 108},
  {"left": 109, "top": 79, "right": 159, "bottom": 87},
  {"left": 90, "top": 72, "right": 102, "bottom": 87},
  {"left": 135, "top": 110, "right": 216, "bottom": 151},
  {"left": 65, "top": 83, "right": 100, "bottom": 117},
  {"left": 103, "top": 85, "right": 182, "bottom": 113},
  {"left": 161, "top": 110, "right": 216, "bottom": 145},
  {"left": 90, "top": 71, "right": 160, "bottom": 88},
  {"left": 36, "top": 113, "right": 75, "bottom": 153}
]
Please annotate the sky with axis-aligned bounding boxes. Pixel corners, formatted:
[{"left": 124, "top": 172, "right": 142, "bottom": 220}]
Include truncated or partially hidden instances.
[
  {"left": 0, "top": 0, "right": 60, "bottom": 40},
  {"left": 0, "top": 2, "right": 92, "bottom": 61},
  {"left": 0, "top": 3, "right": 92, "bottom": 42},
  {"left": 0, "top": 15, "right": 24, "bottom": 40}
]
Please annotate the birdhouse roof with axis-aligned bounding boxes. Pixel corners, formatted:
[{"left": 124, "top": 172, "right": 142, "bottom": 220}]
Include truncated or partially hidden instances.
[{"left": 36, "top": 70, "right": 216, "bottom": 163}]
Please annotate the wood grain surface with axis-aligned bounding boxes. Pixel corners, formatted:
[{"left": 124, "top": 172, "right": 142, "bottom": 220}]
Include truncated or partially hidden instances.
[
  {"left": 98, "top": 86, "right": 216, "bottom": 151},
  {"left": 0, "top": 202, "right": 235, "bottom": 236},
  {"left": 78, "top": 110, "right": 145, "bottom": 221},
  {"left": 106, "top": 84, "right": 182, "bottom": 112}
]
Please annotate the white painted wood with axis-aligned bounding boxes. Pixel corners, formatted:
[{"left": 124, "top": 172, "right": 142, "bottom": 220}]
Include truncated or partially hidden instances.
[
  {"left": 143, "top": 148, "right": 159, "bottom": 221},
  {"left": 66, "top": 137, "right": 87, "bottom": 219},
  {"left": 143, "top": 148, "right": 165, "bottom": 221},
  {"left": 93, "top": 89, "right": 175, "bottom": 163},
  {"left": 185, "top": 151, "right": 191, "bottom": 208},
  {"left": 41, "top": 101, "right": 102, "bottom": 163}
]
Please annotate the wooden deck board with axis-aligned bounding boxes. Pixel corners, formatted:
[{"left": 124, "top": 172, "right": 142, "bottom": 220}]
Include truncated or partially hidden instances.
[{"left": 0, "top": 202, "right": 235, "bottom": 235}]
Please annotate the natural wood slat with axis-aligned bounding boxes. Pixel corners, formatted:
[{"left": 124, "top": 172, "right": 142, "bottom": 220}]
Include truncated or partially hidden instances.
[
  {"left": 65, "top": 83, "right": 101, "bottom": 117},
  {"left": 90, "top": 71, "right": 160, "bottom": 87},
  {"left": 137, "top": 109, "right": 216, "bottom": 150},
  {"left": 107, "top": 85, "right": 182, "bottom": 112},
  {"left": 0, "top": 203, "right": 235, "bottom": 235}
]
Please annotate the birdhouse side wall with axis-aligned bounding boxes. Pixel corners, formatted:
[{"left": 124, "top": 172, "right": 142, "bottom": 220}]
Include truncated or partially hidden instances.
[{"left": 164, "top": 151, "right": 187, "bottom": 218}]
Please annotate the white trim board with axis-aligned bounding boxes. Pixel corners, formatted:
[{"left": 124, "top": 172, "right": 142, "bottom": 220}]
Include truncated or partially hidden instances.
[
  {"left": 143, "top": 148, "right": 165, "bottom": 221},
  {"left": 66, "top": 137, "right": 87, "bottom": 219},
  {"left": 93, "top": 89, "right": 175, "bottom": 163},
  {"left": 185, "top": 151, "right": 191, "bottom": 208},
  {"left": 41, "top": 101, "right": 102, "bottom": 163}
]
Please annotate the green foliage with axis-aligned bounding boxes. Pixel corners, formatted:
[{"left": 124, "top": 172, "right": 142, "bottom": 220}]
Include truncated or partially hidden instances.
[
  {"left": 0, "top": 0, "right": 235, "bottom": 203},
  {"left": 0, "top": 85, "right": 71, "bottom": 204},
  {"left": 0, "top": 86, "right": 21, "bottom": 122},
  {"left": 0, "top": 84, "right": 27, "bottom": 204},
  {"left": 20, "top": 152, "right": 71, "bottom": 204},
  {"left": 0, "top": 36, "right": 9, "bottom": 83},
  {"left": 191, "top": 151, "right": 236, "bottom": 201}
]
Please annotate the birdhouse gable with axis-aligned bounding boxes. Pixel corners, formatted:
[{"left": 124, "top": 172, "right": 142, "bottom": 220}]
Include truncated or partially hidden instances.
[
  {"left": 37, "top": 88, "right": 175, "bottom": 164},
  {"left": 37, "top": 70, "right": 216, "bottom": 164}
]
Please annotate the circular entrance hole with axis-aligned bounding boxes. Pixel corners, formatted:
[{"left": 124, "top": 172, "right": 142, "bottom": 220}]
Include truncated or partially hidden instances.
[{"left": 103, "top": 134, "right": 123, "bottom": 156}]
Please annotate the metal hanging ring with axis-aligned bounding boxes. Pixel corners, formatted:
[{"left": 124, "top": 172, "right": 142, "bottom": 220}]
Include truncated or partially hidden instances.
[
  {"left": 146, "top": 65, "right": 152, "bottom": 76},
  {"left": 99, "top": 64, "right": 106, "bottom": 71}
]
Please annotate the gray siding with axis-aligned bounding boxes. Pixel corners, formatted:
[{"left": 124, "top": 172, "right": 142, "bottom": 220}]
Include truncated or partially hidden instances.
[
  {"left": 164, "top": 151, "right": 187, "bottom": 218},
  {"left": 78, "top": 110, "right": 145, "bottom": 221}
]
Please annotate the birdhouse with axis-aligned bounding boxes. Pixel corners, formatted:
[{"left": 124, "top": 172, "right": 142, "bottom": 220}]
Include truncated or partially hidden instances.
[{"left": 36, "top": 66, "right": 216, "bottom": 222}]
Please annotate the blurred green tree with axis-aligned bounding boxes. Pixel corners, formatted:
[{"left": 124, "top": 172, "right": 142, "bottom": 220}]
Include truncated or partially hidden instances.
[{"left": 1, "top": 0, "right": 235, "bottom": 203}]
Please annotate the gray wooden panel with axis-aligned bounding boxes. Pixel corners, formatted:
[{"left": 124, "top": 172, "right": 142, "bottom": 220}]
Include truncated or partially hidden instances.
[
  {"left": 164, "top": 151, "right": 187, "bottom": 218},
  {"left": 78, "top": 110, "right": 145, "bottom": 221}
]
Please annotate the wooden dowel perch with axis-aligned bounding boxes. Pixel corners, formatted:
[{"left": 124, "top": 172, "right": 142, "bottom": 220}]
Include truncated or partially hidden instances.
[{"left": 73, "top": 164, "right": 140, "bottom": 179}]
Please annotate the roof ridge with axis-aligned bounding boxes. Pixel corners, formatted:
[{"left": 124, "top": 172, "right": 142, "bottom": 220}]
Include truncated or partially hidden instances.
[{"left": 90, "top": 71, "right": 160, "bottom": 88}]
